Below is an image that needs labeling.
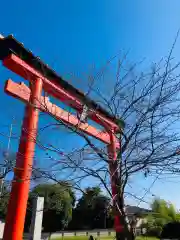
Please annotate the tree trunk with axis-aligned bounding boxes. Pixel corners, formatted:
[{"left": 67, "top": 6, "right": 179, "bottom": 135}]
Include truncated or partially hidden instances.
[{"left": 116, "top": 196, "right": 135, "bottom": 240}]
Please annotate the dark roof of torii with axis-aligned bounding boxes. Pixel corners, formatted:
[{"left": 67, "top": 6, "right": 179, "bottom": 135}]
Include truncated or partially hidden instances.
[{"left": 0, "top": 34, "right": 124, "bottom": 127}]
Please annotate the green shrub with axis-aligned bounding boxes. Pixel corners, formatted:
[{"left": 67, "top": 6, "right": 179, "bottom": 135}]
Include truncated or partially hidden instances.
[{"left": 147, "top": 226, "right": 162, "bottom": 237}]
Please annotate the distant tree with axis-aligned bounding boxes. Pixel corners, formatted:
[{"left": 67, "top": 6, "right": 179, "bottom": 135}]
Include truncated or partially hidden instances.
[
  {"left": 151, "top": 198, "right": 177, "bottom": 221},
  {"left": 25, "top": 182, "right": 75, "bottom": 232},
  {"left": 0, "top": 150, "right": 16, "bottom": 179},
  {"left": 146, "top": 198, "right": 179, "bottom": 237},
  {"left": 0, "top": 184, "right": 10, "bottom": 219},
  {"left": 70, "top": 187, "right": 110, "bottom": 229}
]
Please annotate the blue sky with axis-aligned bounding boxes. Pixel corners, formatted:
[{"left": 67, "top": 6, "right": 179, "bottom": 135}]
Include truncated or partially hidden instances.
[{"left": 0, "top": 0, "right": 180, "bottom": 208}]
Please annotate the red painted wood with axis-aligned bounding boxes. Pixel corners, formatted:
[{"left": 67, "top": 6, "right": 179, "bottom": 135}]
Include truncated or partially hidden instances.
[
  {"left": 2, "top": 52, "right": 122, "bottom": 239},
  {"left": 107, "top": 131, "right": 123, "bottom": 233},
  {"left": 5, "top": 79, "right": 120, "bottom": 148},
  {"left": 3, "top": 78, "right": 43, "bottom": 240},
  {"left": 3, "top": 54, "right": 120, "bottom": 131}
]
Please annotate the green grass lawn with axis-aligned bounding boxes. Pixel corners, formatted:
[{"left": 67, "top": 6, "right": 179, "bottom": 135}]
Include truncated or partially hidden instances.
[
  {"left": 52, "top": 237, "right": 113, "bottom": 240},
  {"left": 137, "top": 237, "right": 158, "bottom": 240},
  {"left": 51, "top": 236, "right": 158, "bottom": 240}
]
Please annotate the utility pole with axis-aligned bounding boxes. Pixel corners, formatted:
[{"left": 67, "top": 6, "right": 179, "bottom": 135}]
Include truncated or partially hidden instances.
[
  {"left": 0, "top": 169, "right": 5, "bottom": 198},
  {"left": 7, "top": 120, "right": 13, "bottom": 152}
]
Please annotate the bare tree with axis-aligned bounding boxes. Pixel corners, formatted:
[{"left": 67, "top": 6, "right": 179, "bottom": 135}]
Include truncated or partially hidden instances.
[
  {"left": 3, "top": 34, "right": 180, "bottom": 240},
  {"left": 34, "top": 38, "right": 180, "bottom": 240}
]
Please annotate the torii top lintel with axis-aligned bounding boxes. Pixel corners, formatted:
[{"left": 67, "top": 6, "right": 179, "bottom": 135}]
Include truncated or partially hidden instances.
[{"left": 0, "top": 34, "right": 124, "bottom": 132}]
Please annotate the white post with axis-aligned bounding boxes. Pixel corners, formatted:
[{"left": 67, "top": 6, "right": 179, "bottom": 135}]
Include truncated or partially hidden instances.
[{"left": 29, "top": 197, "right": 44, "bottom": 240}]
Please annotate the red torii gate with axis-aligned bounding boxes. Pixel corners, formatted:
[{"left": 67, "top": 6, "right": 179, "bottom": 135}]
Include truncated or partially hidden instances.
[{"left": 0, "top": 35, "right": 124, "bottom": 240}]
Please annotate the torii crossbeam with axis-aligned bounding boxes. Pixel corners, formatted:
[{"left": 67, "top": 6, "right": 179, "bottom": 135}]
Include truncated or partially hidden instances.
[{"left": 0, "top": 35, "right": 124, "bottom": 240}]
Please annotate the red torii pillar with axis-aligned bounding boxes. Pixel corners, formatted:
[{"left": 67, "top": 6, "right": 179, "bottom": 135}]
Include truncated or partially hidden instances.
[
  {"left": 2, "top": 54, "right": 123, "bottom": 240},
  {"left": 3, "top": 78, "right": 43, "bottom": 240}
]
